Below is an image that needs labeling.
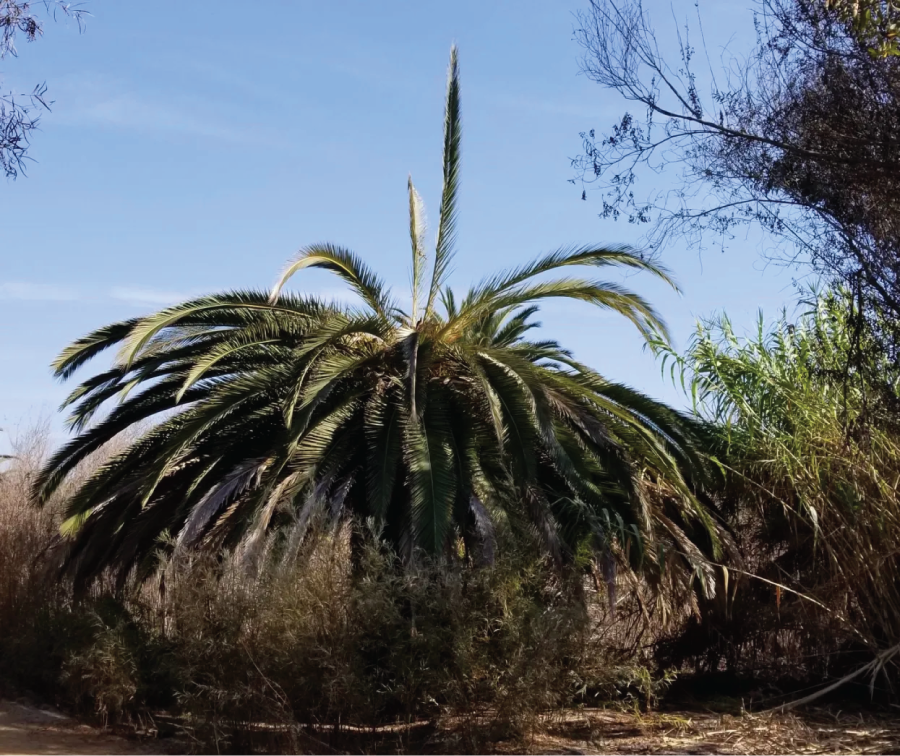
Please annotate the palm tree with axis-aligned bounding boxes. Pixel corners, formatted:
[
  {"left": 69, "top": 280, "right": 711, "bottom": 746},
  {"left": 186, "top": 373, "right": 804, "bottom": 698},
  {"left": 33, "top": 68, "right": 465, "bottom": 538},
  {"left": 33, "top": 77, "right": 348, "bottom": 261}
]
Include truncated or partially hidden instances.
[{"left": 35, "top": 47, "right": 717, "bottom": 589}]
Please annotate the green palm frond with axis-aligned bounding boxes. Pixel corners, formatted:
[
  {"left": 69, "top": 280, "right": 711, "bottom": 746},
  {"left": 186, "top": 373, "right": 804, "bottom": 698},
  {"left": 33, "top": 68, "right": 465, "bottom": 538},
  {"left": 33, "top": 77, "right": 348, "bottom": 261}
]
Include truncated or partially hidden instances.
[
  {"left": 448, "top": 278, "right": 669, "bottom": 342},
  {"left": 52, "top": 319, "right": 142, "bottom": 380},
  {"left": 425, "top": 45, "right": 461, "bottom": 319},
  {"left": 270, "top": 243, "right": 395, "bottom": 318},
  {"left": 466, "top": 244, "right": 675, "bottom": 304}
]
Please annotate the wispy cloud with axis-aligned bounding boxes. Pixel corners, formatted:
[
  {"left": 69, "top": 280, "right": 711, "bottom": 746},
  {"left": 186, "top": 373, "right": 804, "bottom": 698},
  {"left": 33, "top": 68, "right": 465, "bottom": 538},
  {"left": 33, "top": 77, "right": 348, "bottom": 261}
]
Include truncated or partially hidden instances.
[
  {"left": 0, "top": 282, "right": 80, "bottom": 301},
  {"left": 109, "top": 286, "right": 199, "bottom": 308},
  {"left": 71, "top": 95, "right": 248, "bottom": 142},
  {"left": 52, "top": 73, "right": 270, "bottom": 144},
  {"left": 0, "top": 281, "right": 389, "bottom": 310},
  {"left": 0, "top": 281, "right": 198, "bottom": 307}
]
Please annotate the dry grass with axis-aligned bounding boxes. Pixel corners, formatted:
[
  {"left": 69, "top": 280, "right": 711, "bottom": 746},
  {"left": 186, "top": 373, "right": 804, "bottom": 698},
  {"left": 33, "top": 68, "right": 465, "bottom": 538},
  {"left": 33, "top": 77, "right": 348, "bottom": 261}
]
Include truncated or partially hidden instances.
[
  {"left": 2, "top": 419, "right": 898, "bottom": 754},
  {"left": 0, "top": 419, "right": 57, "bottom": 608},
  {"left": 502, "top": 707, "right": 900, "bottom": 755},
  {"left": 5, "top": 698, "right": 897, "bottom": 755},
  {"left": 0, "top": 421, "right": 665, "bottom": 753}
]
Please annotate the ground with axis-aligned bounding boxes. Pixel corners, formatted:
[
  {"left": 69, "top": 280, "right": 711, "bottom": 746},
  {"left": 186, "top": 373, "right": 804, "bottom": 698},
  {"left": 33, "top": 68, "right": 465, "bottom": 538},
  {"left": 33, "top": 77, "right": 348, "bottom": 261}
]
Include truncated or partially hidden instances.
[
  {"left": 513, "top": 709, "right": 900, "bottom": 755},
  {"left": 1, "top": 700, "right": 898, "bottom": 754},
  {"left": 0, "top": 701, "right": 166, "bottom": 755}
]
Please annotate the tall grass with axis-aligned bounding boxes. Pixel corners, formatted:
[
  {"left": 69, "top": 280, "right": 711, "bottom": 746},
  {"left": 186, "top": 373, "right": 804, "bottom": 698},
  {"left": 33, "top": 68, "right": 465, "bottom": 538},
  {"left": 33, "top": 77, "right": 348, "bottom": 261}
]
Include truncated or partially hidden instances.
[
  {"left": 655, "top": 289, "right": 900, "bottom": 687},
  {"left": 0, "top": 421, "right": 668, "bottom": 752},
  {"left": 0, "top": 419, "right": 139, "bottom": 704}
]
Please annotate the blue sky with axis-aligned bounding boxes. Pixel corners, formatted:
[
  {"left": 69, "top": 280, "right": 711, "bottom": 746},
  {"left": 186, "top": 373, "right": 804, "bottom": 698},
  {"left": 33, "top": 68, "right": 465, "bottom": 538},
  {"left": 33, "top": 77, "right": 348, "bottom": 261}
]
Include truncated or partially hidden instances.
[{"left": 0, "top": 0, "right": 799, "bottom": 451}]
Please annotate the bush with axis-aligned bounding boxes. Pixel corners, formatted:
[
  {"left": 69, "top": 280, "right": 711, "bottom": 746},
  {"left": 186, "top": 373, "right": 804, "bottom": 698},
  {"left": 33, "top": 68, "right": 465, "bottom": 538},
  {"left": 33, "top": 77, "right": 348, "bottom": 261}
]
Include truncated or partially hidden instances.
[
  {"left": 160, "top": 531, "right": 603, "bottom": 751},
  {"left": 1, "top": 424, "right": 658, "bottom": 752},
  {"left": 655, "top": 288, "right": 900, "bottom": 691}
]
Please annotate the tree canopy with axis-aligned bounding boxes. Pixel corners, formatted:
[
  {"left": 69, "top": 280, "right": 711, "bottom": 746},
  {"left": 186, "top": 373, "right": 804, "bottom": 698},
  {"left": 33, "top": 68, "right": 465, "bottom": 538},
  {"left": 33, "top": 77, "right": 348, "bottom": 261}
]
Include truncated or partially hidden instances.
[
  {"left": 825, "top": 0, "right": 900, "bottom": 56},
  {"left": 573, "top": 0, "right": 900, "bottom": 405}
]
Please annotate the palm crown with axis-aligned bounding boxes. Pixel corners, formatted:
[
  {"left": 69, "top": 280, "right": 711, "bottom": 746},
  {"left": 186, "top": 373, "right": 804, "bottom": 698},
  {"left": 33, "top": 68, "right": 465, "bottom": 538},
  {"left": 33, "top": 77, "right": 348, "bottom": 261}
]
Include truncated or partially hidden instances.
[{"left": 36, "top": 47, "right": 716, "bottom": 589}]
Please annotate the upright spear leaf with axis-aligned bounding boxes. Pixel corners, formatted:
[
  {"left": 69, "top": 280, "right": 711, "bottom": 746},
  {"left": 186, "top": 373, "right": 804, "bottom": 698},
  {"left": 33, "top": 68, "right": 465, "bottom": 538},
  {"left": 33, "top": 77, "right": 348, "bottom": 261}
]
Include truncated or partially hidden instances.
[
  {"left": 408, "top": 175, "right": 428, "bottom": 324},
  {"left": 425, "top": 46, "right": 461, "bottom": 319}
]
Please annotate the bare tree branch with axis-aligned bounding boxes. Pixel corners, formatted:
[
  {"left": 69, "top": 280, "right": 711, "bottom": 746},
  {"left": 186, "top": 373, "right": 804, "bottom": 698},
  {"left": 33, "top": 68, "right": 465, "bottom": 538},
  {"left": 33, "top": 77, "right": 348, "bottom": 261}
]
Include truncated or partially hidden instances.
[
  {"left": 573, "top": 0, "right": 900, "bottom": 398},
  {"left": 0, "top": 1, "right": 88, "bottom": 178}
]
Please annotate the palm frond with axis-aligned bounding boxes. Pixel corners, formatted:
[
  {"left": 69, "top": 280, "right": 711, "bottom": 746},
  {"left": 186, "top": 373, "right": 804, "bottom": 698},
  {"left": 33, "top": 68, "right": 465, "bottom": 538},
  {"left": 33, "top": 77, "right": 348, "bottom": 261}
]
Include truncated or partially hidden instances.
[
  {"left": 52, "top": 319, "right": 141, "bottom": 380},
  {"left": 449, "top": 278, "right": 669, "bottom": 343},
  {"left": 270, "top": 243, "right": 395, "bottom": 318},
  {"left": 364, "top": 390, "right": 402, "bottom": 521},
  {"left": 408, "top": 175, "right": 428, "bottom": 323},
  {"left": 467, "top": 244, "right": 675, "bottom": 302},
  {"left": 403, "top": 395, "right": 456, "bottom": 556},
  {"left": 424, "top": 45, "right": 461, "bottom": 319}
]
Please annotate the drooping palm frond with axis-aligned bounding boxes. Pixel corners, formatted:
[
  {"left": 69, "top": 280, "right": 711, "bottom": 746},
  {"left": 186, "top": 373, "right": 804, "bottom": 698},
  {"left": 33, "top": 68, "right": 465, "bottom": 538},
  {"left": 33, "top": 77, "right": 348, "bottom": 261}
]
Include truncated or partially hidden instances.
[
  {"left": 270, "top": 243, "right": 395, "bottom": 318},
  {"left": 37, "top": 47, "right": 720, "bottom": 593}
]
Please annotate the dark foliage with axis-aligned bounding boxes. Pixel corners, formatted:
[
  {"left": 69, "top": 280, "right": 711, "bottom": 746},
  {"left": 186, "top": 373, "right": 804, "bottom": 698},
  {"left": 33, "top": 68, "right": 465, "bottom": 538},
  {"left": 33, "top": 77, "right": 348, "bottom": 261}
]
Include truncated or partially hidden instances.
[
  {"left": 572, "top": 0, "right": 900, "bottom": 404},
  {"left": 653, "top": 289, "right": 900, "bottom": 693}
]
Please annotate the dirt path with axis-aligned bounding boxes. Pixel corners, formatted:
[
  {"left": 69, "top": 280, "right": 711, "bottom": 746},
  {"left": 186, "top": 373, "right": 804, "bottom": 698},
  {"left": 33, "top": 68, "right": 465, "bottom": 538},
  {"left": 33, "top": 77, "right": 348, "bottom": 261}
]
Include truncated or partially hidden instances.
[
  {"left": 2, "top": 700, "right": 899, "bottom": 755},
  {"left": 0, "top": 701, "right": 153, "bottom": 755}
]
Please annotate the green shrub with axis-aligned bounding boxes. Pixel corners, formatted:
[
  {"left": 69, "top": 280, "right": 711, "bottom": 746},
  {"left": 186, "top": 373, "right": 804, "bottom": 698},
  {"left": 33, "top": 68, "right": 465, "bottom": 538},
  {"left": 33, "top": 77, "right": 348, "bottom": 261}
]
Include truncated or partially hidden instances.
[{"left": 655, "top": 288, "right": 900, "bottom": 686}]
